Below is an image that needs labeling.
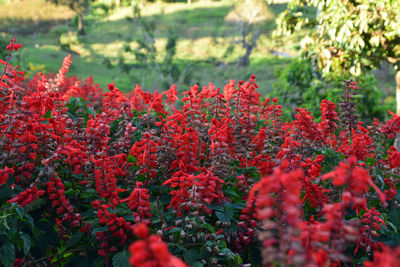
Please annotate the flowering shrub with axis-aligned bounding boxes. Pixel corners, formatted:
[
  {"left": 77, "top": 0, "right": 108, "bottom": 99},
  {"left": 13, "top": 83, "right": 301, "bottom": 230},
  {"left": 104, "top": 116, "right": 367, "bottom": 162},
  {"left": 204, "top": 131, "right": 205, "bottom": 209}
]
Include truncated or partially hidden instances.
[{"left": 1, "top": 39, "right": 400, "bottom": 267}]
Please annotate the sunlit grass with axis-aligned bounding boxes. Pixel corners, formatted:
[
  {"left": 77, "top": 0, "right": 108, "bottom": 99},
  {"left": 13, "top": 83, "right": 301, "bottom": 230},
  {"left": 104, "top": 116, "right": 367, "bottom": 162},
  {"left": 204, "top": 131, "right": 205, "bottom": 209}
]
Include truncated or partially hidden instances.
[
  {"left": 1, "top": 0, "right": 298, "bottom": 94},
  {"left": 0, "top": 0, "right": 74, "bottom": 34},
  {"left": 11, "top": 0, "right": 395, "bottom": 96},
  {"left": 0, "top": 0, "right": 73, "bottom": 20}
]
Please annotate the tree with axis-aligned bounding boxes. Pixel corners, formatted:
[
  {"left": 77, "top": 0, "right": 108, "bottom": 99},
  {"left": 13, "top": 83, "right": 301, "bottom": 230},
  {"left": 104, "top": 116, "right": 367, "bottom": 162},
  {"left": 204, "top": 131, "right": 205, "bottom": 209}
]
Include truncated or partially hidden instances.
[
  {"left": 50, "top": 0, "right": 88, "bottom": 35},
  {"left": 275, "top": 0, "right": 400, "bottom": 148},
  {"left": 225, "top": 0, "right": 271, "bottom": 68}
]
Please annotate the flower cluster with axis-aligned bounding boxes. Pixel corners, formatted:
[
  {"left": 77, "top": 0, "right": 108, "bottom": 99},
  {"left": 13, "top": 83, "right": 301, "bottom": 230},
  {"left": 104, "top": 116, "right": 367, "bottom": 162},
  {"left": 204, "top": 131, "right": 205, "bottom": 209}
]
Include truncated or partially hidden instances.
[
  {"left": 0, "top": 39, "right": 399, "bottom": 267},
  {"left": 129, "top": 223, "right": 188, "bottom": 267}
]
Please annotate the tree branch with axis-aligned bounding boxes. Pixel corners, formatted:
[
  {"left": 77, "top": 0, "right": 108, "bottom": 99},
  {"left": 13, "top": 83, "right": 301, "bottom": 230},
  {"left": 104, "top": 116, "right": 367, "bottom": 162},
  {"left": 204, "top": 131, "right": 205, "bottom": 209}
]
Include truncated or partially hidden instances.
[{"left": 26, "top": 247, "right": 96, "bottom": 265}]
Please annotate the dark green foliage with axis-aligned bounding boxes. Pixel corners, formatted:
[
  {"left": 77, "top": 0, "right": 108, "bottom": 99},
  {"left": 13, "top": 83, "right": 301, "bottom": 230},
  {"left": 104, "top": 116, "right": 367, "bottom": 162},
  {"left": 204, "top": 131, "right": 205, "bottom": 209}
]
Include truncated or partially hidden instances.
[{"left": 272, "top": 58, "right": 394, "bottom": 122}]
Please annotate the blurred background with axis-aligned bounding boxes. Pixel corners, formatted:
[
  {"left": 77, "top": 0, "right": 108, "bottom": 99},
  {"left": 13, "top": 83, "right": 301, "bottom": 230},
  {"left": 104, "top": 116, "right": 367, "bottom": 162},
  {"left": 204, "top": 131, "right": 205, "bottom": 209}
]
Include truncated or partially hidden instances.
[{"left": 0, "top": 0, "right": 397, "bottom": 120}]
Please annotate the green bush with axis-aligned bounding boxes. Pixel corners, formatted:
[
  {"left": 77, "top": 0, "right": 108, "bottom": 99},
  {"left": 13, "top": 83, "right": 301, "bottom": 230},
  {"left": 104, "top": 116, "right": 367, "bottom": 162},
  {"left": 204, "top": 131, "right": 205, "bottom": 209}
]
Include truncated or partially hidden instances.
[
  {"left": 272, "top": 58, "right": 394, "bottom": 123},
  {"left": 58, "top": 31, "right": 79, "bottom": 51},
  {"left": 0, "top": 37, "right": 9, "bottom": 59}
]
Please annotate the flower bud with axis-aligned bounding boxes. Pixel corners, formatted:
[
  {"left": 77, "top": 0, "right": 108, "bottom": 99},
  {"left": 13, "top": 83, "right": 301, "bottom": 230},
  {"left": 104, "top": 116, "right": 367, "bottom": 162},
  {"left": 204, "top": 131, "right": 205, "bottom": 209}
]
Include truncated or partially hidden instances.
[{"left": 180, "top": 230, "right": 186, "bottom": 238}]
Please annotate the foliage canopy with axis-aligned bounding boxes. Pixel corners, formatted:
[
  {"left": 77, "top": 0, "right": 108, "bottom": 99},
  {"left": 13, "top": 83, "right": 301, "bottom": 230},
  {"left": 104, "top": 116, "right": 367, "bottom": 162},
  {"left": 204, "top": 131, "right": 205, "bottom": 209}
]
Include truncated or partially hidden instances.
[{"left": 275, "top": 0, "right": 400, "bottom": 76}]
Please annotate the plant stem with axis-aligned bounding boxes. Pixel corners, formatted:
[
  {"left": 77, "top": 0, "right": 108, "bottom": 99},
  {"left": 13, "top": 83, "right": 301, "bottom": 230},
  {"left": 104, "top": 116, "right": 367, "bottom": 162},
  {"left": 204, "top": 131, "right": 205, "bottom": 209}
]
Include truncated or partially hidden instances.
[{"left": 26, "top": 247, "right": 96, "bottom": 264}]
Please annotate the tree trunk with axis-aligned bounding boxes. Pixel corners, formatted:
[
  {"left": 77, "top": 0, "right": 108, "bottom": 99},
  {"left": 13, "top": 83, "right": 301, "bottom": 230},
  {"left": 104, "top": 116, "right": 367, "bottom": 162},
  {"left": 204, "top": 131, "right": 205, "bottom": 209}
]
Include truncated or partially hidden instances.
[
  {"left": 238, "top": 45, "right": 254, "bottom": 68},
  {"left": 77, "top": 13, "right": 85, "bottom": 35},
  {"left": 237, "top": 24, "right": 260, "bottom": 68},
  {"left": 394, "top": 70, "right": 400, "bottom": 151}
]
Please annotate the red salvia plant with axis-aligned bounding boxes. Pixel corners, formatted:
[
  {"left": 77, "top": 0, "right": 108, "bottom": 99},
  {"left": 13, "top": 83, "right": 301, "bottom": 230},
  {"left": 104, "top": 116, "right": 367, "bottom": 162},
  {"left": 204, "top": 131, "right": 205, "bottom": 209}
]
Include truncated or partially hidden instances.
[
  {"left": 129, "top": 223, "right": 188, "bottom": 267},
  {"left": 363, "top": 244, "right": 400, "bottom": 267},
  {"left": 248, "top": 160, "right": 305, "bottom": 266},
  {"left": 123, "top": 181, "right": 152, "bottom": 224},
  {"left": 1, "top": 39, "right": 400, "bottom": 267}
]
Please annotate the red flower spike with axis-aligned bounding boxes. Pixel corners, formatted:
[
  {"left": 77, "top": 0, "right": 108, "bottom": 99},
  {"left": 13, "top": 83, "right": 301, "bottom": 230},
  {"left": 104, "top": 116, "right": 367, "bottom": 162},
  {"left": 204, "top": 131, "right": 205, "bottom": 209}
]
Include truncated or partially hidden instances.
[
  {"left": 133, "top": 223, "right": 149, "bottom": 239},
  {"left": 322, "top": 156, "right": 386, "bottom": 209},
  {"left": 364, "top": 244, "right": 400, "bottom": 267},
  {"left": 248, "top": 161, "right": 305, "bottom": 265},
  {"left": 6, "top": 38, "right": 22, "bottom": 52},
  {"left": 387, "top": 146, "right": 400, "bottom": 169},
  {"left": 7, "top": 186, "right": 45, "bottom": 207},
  {"left": 129, "top": 223, "right": 188, "bottom": 267},
  {"left": 0, "top": 166, "right": 14, "bottom": 185},
  {"left": 123, "top": 182, "right": 152, "bottom": 223}
]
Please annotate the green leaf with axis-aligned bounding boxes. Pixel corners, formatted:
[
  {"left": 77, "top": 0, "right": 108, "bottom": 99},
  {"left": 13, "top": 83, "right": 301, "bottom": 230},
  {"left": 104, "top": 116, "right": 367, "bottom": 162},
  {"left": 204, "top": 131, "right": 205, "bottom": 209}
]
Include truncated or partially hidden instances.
[
  {"left": 183, "top": 249, "right": 201, "bottom": 265},
  {"left": 220, "top": 248, "right": 236, "bottom": 259},
  {"left": 88, "top": 106, "right": 97, "bottom": 117},
  {"left": 167, "top": 227, "right": 182, "bottom": 233},
  {"left": 0, "top": 183, "right": 12, "bottom": 199},
  {"left": 9, "top": 232, "right": 20, "bottom": 245},
  {"left": 192, "top": 262, "right": 204, "bottom": 267},
  {"left": 44, "top": 110, "right": 52, "bottom": 118},
  {"left": 202, "top": 223, "right": 215, "bottom": 233},
  {"left": 365, "top": 157, "right": 376, "bottom": 167},
  {"left": 66, "top": 232, "right": 84, "bottom": 249},
  {"left": 92, "top": 227, "right": 108, "bottom": 234},
  {"left": 388, "top": 208, "right": 400, "bottom": 228},
  {"left": 26, "top": 198, "right": 46, "bottom": 212},
  {"left": 215, "top": 211, "right": 233, "bottom": 223},
  {"left": 1, "top": 219, "right": 10, "bottom": 231},
  {"left": 387, "top": 221, "right": 398, "bottom": 233},
  {"left": 225, "top": 201, "right": 244, "bottom": 210},
  {"left": 224, "top": 190, "right": 238, "bottom": 197},
  {"left": 20, "top": 233, "right": 31, "bottom": 255},
  {"left": 15, "top": 205, "right": 24, "bottom": 219},
  {"left": 232, "top": 253, "right": 243, "bottom": 266},
  {"left": 112, "top": 250, "right": 131, "bottom": 267},
  {"left": 66, "top": 256, "right": 91, "bottom": 267},
  {"left": 373, "top": 168, "right": 385, "bottom": 185},
  {"left": 370, "top": 35, "right": 380, "bottom": 47},
  {"left": 25, "top": 214, "right": 34, "bottom": 230},
  {"left": 0, "top": 242, "right": 15, "bottom": 267},
  {"left": 127, "top": 155, "right": 136, "bottom": 163}
]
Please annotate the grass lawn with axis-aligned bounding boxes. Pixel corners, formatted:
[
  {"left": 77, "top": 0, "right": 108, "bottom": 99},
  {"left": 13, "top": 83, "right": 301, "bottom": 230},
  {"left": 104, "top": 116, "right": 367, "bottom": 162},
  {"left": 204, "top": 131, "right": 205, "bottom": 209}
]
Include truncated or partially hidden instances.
[
  {"left": 0, "top": 0, "right": 299, "bottom": 95},
  {"left": 0, "top": 0, "right": 396, "bottom": 98}
]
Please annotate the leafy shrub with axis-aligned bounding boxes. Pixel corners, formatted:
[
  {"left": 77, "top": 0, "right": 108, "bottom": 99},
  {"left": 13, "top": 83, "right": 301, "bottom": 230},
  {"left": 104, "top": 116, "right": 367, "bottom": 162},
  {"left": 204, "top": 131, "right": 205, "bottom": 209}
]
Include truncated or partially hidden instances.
[
  {"left": 1, "top": 39, "right": 400, "bottom": 267},
  {"left": 58, "top": 30, "right": 79, "bottom": 51},
  {"left": 0, "top": 36, "right": 10, "bottom": 59},
  {"left": 273, "top": 58, "right": 394, "bottom": 122}
]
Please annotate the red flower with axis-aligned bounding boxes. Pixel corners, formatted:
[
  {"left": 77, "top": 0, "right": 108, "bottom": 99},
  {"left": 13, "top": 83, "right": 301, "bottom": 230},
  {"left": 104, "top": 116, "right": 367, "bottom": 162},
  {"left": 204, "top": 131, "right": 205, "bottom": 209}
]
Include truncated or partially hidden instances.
[
  {"left": 0, "top": 166, "right": 14, "bottom": 184},
  {"left": 129, "top": 223, "right": 188, "bottom": 267},
  {"left": 364, "top": 244, "right": 400, "bottom": 267},
  {"left": 387, "top": 146, "right": 400, "bottom": 169},
  {"left": 322, "top": 156, "right": 386, "bottom": 209},
  {"left": 6, "top": 38, "right": 22, "bottom": 52},
  {"left": 133, "top": 223, "right": 149, "bottom": 239},
  {"left": 7, "top": 186, "right": 45, "bottom": 207},
  {"left": 165, "top": 84, "right": 178, "bottom": 105},
  {"left": 123, "top": 182, "right": 152, "bottom": 223},
  {"left": 248, "top": 160, "right": 304, "bottom": 265}
]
